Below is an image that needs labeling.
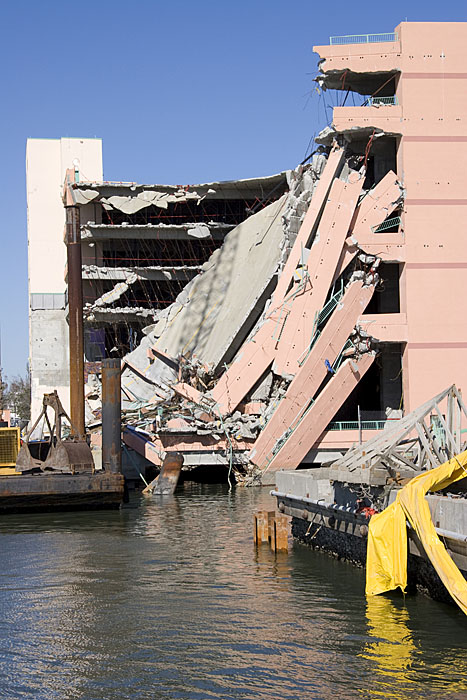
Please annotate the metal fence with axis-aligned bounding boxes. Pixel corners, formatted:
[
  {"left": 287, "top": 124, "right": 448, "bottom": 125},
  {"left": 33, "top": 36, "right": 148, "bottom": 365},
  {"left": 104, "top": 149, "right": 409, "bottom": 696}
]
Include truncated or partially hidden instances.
[
  {"left": 329, "top": 32, "right": 398, "bottom": 45},
  {"left": 0, "top": 427, "right": 20, "bottom": 467}
]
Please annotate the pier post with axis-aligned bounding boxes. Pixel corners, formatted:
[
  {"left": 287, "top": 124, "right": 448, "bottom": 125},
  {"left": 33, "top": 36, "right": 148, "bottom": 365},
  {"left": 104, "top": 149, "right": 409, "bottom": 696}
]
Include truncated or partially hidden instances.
[
  {"left": 273, "top": 515, "right": 289, "bottom": 551},
  {"left": 102, "top": 359, "right": 122, "bottom": 474},
  {"left": 254, "top": 511, "right": 270, "bottom": 544}
]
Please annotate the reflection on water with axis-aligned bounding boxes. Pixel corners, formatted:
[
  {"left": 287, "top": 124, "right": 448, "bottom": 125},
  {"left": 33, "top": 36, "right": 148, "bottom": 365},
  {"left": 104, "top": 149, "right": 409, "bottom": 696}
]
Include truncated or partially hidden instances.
[
  {"left": 361, "top": 595, "right": 467, "bottom": 700},
  {"left": 360, "top": 596, "right": 416, "bottom": 698},
  {"left": 0, "top": 482, "right": 466, "bottom": 700}
]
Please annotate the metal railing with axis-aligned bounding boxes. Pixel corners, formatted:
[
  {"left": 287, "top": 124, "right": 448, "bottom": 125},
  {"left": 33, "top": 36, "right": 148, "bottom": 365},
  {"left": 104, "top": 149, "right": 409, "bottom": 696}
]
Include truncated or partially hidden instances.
[
  {"left": 371, "top": 215, "right": 402, "bottom": 233},
  {"left": 298, "top": 282, "right": 344, "bottom": 367},
  {"left": 332, "top": 339, "right": 354, "bottom": 373},
  {"left": 367, "top": 95, "right": 398, "bottom": 106},
  {"left": 327, "top": 420, "right": 389, "bottom": 431},
  {"left": 330, "top": 32, "right": 398, "bottom": 45},
  {"left": 317, "top": 284, "right": 344, "bottom": 327}
]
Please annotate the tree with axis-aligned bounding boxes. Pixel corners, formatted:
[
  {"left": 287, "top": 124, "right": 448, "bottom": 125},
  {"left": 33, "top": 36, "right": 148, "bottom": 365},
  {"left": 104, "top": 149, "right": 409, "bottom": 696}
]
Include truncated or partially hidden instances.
[
  {"left": 5, "top": 367, "right": 31, "bottom": 421},
  {"left": 0, "top": 369, "right": 7, "bottom": 412}
]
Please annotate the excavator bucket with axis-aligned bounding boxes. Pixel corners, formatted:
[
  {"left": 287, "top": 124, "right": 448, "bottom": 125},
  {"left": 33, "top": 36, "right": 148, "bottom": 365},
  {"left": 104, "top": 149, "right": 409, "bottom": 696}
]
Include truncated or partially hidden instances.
[
  {"left": 15, "top": 390, "right": 95, "bottom": 475},
  {"left": 15, "top": 442, "right": 45, "bottom": 473},
  {"left": 44, "top": 439, "right": 94, "bottom": 474}
]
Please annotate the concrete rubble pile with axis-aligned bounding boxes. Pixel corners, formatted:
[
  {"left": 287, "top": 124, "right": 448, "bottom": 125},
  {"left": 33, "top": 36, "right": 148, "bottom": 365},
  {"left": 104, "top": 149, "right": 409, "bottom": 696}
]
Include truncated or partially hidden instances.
[{"left": 85, "top": 142, "right": 404, "bottom": 484}]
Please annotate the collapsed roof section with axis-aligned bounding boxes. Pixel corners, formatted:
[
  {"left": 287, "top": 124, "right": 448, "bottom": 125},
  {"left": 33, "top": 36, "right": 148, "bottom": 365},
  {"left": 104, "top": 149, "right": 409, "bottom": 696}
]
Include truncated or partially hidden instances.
[
  {"left": 70, "top": 173, "right": 289, "bottom": 212},
  {"left": 69, "top": 170, "right": 291, "bottom": 362}
]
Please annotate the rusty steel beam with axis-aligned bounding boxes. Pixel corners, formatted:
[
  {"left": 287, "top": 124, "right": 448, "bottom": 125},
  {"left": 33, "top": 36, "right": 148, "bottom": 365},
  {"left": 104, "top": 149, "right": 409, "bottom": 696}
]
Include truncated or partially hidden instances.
[
  {"left": 66, "top": 205, "right": 85, "bottom": 437},
  {"left": 102, "top": 359, "right": 122, "bottom": 474}
]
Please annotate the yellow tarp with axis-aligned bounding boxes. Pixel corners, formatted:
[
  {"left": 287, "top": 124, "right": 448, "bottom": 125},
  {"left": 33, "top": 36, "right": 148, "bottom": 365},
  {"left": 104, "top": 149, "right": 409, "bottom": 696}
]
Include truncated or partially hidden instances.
[{"left": 366, "top": 450, "right": 467, "bottom": 615}]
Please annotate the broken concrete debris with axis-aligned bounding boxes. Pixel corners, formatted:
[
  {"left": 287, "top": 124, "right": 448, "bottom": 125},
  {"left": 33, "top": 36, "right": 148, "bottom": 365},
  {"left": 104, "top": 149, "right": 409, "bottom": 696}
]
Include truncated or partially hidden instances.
[{"left": 79, "top": 143, "right": 404, "bottom": 485}]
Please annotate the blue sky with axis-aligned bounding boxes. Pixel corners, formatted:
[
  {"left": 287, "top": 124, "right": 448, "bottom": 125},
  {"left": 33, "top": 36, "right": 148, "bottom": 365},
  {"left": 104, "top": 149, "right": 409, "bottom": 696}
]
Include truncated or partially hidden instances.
[{"left": 0, "top": 0, "right": 465, "bottom": 381}]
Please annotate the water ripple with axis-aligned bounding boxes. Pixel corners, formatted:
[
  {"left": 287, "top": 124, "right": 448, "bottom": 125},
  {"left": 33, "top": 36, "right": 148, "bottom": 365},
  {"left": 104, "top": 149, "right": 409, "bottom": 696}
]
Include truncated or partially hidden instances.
[{"left": 0, "top": 482, "right": 466, "bottom": 699}]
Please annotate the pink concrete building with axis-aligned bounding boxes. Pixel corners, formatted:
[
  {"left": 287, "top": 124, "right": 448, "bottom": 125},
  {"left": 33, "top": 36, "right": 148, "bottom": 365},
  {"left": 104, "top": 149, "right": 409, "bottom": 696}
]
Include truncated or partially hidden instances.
[{"left": 301, "top": 22, "right": 467, "bottom": 461}]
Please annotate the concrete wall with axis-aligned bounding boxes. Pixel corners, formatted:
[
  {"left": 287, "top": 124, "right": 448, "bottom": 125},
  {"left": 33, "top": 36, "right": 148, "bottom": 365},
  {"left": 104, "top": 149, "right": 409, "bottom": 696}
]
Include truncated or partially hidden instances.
[
  {"left": 29, "top": 309, "right": 70, "bottom": 416},
  {"left": 26, "top": 138, "right": 103, "bottom": 419}
]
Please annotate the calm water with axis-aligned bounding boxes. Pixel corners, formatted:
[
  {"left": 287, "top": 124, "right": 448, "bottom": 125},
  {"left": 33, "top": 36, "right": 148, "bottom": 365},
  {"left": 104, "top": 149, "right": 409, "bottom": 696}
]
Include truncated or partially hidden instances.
[{"left": 0, "top": 483, "right": 466, "bottom": 700}]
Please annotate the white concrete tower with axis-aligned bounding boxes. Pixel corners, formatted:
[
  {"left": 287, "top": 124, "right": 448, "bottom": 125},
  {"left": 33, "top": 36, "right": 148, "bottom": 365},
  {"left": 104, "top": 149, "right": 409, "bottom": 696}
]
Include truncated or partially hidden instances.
[{"left": 26, "top": 137, "right": 103, "bottom": 419}]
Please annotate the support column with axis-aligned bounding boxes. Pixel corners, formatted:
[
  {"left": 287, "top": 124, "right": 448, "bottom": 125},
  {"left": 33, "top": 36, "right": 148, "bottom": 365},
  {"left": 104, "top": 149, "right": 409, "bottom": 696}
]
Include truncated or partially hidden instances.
[{"left": 102, "top": 358, "right": 122, "bottom": 474}]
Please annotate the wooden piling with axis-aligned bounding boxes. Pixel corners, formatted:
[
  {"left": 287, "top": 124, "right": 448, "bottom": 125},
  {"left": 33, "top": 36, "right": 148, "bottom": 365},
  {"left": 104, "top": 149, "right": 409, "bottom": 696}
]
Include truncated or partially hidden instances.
[{"left": 268, "top": 511, "right": 275, "bottom": 542}]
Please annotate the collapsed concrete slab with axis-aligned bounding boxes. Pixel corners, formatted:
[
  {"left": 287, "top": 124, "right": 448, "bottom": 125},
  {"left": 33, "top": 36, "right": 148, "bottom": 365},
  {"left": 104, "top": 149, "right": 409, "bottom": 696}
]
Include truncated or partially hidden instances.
[
  {"left": 151, "top": 194, "right": 288, "bottom": 370},
  {"left": 114, "top": 157, "right": 326, "bottom": 407}
]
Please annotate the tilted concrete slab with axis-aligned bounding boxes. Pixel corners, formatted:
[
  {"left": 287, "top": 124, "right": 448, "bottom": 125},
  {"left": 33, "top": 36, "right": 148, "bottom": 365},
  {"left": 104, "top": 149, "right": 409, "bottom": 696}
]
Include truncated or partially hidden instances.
[
  {"left": 212, "top": 163, "right": 365, "bottom": 415},
  {"left": 119, "top": 196, "right": 288, "bottom": 405},
  {"left": 350, "top": 171, "right": 402, "bottom": 234},
  {"left": 249, "top": 280, "right": 376, "bottom": 468},
  {"left": 258, "top": 353, "right": 375, "bottom": 475},
  {"left": 333, "top": 171, "right": 402, "bottom": 280},
  {"left": 210, "top": 320, "right": 276, "bottom": 416},
  {"left": 153, "top": 195, "right": 287, "bottom": 370},
  {"left": 273, "top": 174, "right": 365, "bottom": 377},
  {"left": 270, "top": 145, "right": 344, "bottom": 306},
  {"left": 211, "top": 151, "right": 344, "bottom": 416}
]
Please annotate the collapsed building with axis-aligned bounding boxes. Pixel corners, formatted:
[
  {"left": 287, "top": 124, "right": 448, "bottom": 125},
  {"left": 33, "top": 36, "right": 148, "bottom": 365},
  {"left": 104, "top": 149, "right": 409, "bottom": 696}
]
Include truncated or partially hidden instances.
[
  {"left": 27, "top": 22, "right": 467, "bottom": 485},
  {"left": 75, "top": 173, "right": 288, "bottom": 359},
  {"left": 26, "top": 138, "right": 287, "bottom": 419}
]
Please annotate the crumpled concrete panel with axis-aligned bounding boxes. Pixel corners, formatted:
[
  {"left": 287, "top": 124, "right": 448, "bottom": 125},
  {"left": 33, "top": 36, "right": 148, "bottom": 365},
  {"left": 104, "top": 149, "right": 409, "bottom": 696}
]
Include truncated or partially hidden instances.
[
  {"left": 100, "top": 189, "right": 203, "bottom": 214},
  {"left": 154, "top": 195, "right": 288, "bottom": 369},
  {"left": 72, "top": 189, "right": 99, "bottom": 205},
  {"left": 92, "top": 272, "right": 138, "bottom": 308}
]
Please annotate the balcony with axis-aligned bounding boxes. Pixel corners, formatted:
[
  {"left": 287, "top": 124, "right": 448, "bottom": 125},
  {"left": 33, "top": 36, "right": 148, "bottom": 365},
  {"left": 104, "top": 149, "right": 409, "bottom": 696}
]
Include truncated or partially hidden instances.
[
  {"left": 329, "top": 32, "right": 398, "bottom": 46},
  {"left": 314, "top": 34, "right": 401, "bottom": 77}
]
